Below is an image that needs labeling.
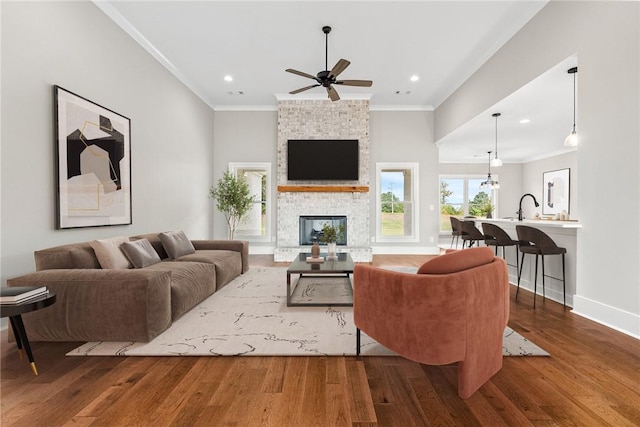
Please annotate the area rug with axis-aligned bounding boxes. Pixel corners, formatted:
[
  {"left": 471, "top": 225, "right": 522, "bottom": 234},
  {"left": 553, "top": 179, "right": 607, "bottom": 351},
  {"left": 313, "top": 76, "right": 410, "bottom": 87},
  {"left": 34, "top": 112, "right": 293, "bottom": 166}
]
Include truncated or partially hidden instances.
[{"left": 67, "top": 266, "right": 549, "bottom": 357}]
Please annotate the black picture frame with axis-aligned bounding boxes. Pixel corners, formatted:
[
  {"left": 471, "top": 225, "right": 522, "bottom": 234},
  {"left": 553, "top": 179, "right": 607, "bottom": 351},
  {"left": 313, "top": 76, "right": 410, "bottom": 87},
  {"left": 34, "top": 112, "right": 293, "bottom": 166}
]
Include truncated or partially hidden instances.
[
  {"left": 54, "top": 85, "right": 132, "bottom": 229},
  {"left": 542, "top": 168, "right": 570, "bottom": 216}
]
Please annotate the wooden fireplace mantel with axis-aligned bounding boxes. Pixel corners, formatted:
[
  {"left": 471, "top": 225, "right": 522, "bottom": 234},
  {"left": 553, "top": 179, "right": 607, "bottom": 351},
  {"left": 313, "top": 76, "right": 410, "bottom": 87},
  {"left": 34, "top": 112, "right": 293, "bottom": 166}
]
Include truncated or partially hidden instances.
[{"left": 277, "top": 185, "right": 369, "bottom": 193}]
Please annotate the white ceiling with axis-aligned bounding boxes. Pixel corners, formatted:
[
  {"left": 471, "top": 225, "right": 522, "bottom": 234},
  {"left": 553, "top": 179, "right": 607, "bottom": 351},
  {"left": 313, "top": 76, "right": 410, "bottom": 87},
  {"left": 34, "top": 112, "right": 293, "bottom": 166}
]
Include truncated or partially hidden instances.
[{"left": 96, "top": 1, "right": 577, "bottom": 163}]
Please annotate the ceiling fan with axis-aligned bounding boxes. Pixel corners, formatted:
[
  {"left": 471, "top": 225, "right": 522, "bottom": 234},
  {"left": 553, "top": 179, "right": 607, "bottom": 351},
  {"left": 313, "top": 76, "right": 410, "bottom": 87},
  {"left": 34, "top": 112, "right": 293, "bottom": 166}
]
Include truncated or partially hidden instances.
[{"left": 286, "top": 26, "right": 373, "bottom": 102}]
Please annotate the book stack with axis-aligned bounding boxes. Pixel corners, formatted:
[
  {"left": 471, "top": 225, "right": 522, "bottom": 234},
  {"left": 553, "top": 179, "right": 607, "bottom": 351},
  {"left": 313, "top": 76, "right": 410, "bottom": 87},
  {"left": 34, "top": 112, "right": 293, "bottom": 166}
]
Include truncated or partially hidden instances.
[
  {"left": 0, "top": 286, "right": 49, "bottom": 304},
  {"left": 306, "top": 256, "right": 325, "bottom": 263}
]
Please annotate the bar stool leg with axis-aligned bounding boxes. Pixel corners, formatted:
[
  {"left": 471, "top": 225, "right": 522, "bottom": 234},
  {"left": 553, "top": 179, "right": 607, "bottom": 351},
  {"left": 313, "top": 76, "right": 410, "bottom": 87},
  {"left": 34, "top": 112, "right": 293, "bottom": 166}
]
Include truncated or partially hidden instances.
[
  {"left": 562, "top": 253, "right": 566, "bottom": 307},
  {"left": 533, "top": 254, "right": 539, "bottom": 309},
  {"left": 515, "top": 245, "right": 519, "bottom": 279},
  {"left": 541, "top": 254, "right": 546, "bottom": 300},
  {"left": 517, "top": 251, "right": 525, "bottom": 300}
]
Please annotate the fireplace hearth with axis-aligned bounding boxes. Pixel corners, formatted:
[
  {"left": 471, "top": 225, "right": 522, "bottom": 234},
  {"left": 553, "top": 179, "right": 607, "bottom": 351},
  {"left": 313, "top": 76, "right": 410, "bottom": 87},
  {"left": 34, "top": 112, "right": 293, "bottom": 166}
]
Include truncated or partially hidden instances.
[{"left": 299, "top": 215, "right": 347, "bottom": 246}]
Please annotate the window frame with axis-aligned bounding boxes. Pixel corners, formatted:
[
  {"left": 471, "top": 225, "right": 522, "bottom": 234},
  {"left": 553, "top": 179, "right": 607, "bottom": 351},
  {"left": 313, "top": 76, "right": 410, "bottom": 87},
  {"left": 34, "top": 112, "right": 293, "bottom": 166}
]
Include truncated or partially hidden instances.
[
  {"left": 376, "top": 162, "right": 419, "bottom": 243},
  {"left": 228, "top": 162, "right": 271, "bottom": 242},
  {"left": 439, "top": 174, "right": 499, "bottom": 232}
]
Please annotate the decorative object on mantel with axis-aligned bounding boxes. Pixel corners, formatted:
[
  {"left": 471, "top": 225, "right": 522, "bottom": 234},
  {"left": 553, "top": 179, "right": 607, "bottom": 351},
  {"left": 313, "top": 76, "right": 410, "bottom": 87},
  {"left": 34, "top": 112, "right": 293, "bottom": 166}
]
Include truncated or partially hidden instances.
[
  {"left": 480, "top": 151, "right": 500, "bottom": 190},
  {"left": 209, "top": 171, "right": 254, "bottom": 239},
  {"left": 54, "top": 85, "right": 132, "bottom": 229},
  {"left": 564, "top": 66, "right": 579, "bottom": 147},
  {"left": 320, "top": 223, "right": 345, "bottom": 260},
  {"left": 285, "top": 26, "right": 373, "bottom": 102},
  {"left": 490, "top": 112, "right": 503, "bottom": 167}
]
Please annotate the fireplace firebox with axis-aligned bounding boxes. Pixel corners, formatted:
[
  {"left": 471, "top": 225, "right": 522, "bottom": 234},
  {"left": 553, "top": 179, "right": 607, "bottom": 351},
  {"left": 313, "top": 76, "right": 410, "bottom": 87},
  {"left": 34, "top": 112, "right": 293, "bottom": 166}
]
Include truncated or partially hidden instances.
[{"left": 299, "top": 216, "right": 347, "bottom": 246}]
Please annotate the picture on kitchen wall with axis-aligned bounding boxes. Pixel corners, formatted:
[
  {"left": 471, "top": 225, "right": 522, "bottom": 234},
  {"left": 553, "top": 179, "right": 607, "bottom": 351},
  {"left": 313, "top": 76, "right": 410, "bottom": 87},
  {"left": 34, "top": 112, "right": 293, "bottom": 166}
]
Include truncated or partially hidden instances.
[
  {"left": 542, "top": 168, "right": 569, "bottom": 216},
  {"left": 54, "top": 85, "right": 132, "bottom": 229}
]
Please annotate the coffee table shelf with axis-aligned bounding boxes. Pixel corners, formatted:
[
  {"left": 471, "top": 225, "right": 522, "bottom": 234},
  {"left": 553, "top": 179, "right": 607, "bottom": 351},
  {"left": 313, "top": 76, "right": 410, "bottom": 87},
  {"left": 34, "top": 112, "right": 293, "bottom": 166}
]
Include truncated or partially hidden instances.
[{"left": 286, "top": 252, "right": 354, "bottom": 307}]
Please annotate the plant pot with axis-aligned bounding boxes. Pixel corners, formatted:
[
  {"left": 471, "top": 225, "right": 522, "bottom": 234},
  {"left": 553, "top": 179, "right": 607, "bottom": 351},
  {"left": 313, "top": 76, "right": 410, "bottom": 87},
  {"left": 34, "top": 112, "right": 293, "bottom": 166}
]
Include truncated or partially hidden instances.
[{"left": 327, "top": 242, "right": 337, "bottom": 258}]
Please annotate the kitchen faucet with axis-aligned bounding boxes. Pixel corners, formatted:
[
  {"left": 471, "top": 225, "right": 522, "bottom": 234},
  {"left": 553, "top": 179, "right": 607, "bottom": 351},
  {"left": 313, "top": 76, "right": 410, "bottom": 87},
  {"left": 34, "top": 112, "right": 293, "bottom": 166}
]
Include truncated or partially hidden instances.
[{"left": 518, "top": 193, "right": 539, "bottom": 221}]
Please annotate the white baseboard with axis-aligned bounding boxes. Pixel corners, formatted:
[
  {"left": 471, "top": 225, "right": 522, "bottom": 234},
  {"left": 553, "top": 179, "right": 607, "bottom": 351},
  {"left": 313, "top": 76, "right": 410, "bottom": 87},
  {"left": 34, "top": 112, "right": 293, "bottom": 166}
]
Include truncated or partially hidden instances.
[{"left": 572, "top": 295, "right": 640, "bottom": 339}]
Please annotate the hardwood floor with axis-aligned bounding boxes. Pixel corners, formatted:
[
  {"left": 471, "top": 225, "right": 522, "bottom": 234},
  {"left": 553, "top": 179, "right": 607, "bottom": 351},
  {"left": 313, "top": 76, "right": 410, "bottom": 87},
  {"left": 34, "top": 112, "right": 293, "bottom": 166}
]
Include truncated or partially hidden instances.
[{"left": 2, "top": 254, "right": 639, "bottom": 426}]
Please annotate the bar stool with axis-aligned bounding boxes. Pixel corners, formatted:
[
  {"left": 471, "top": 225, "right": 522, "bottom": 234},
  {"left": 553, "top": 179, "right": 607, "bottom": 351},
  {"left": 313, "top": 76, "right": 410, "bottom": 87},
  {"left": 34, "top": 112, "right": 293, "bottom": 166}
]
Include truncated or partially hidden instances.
[
  {"left": 449, "top": 217, "right": 464, "bottom": 249},
  {"left": 482, "top": 222, "right": 519, "bottom": 273},
  {"left": 461, "top": 220, "right": 485, "bottom": 248},
  {"left": 515, "top": 225, "right": 567, "bottom": 308}
]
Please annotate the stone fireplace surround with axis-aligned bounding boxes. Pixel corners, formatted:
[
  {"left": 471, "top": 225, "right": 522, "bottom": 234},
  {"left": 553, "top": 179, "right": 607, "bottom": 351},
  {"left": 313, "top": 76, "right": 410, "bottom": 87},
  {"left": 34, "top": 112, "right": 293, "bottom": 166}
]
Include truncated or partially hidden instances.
[{"left": 274, "top": 99, "right": 372, "bottom": 262}]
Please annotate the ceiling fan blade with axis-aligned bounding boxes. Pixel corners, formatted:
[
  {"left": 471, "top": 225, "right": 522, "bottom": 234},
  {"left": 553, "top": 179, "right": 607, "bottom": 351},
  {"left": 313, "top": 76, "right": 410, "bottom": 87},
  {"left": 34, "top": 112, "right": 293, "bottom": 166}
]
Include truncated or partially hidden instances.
[
  {"left": 289, "top": 84, "right": 320, "bottom": 95},
  {"left": 285, "top": 68, "right": 317, "bottom": 80},
  {"left": 335, "top": 80, "right": 373, "bottom": 87},
  {"left": 329, "top": 59, "right": 351, "bottom": 79},
  {"left": 326, "top": 85, "right": 340, "bottom": 102}
]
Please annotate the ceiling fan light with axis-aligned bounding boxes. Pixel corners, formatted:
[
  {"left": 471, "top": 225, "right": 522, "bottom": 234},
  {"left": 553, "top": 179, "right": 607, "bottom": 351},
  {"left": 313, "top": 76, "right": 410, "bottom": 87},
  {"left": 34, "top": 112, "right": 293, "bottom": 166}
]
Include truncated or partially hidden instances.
[{"left": 565, "top": 130, "right": 578, "bottom": 147}]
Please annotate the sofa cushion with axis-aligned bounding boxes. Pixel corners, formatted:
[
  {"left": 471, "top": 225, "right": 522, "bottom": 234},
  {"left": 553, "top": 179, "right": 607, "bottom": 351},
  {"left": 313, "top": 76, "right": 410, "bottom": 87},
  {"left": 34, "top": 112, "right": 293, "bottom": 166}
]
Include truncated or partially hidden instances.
[
  {"left": 417, "top": 247, "right": 494, "bottom": 274},
  {"left": 121, "top": 239, "right": 162, "bottom": 268},
  {"left": 143, "top": 261, "right": 216, "bottom": 321},
  {"left": 160, "top": 231, "right": 196, "bottom": 259},
  {"left": 176, "top": 250, "right": 242, "bottom": 290},
  {"left": 90, "top": 236, "right": 132, "bottom": 269}
]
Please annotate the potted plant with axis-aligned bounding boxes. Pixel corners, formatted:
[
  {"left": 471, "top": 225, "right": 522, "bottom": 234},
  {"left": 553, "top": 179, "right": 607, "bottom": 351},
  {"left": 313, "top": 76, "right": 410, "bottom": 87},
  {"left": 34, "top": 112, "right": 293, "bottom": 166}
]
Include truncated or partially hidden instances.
[
  {"left": 209, "top": 171, "right": 254, "bottom": 239},
  {"left": 319, "top": 223, "right": 345, "bottom": 258}
]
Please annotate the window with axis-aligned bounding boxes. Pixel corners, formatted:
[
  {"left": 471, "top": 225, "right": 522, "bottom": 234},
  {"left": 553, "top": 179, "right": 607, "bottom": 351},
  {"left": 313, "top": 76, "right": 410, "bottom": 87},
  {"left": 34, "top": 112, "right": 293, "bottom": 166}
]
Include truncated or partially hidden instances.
[
  {"left": 440, "top": 175, "right": 498, "bottom": 232},
  {"left": 376, "top": 163, "right": 419, "bottom": 242},
  {"left": 229, "top": 162, "right": 271, "bottom": 241}
]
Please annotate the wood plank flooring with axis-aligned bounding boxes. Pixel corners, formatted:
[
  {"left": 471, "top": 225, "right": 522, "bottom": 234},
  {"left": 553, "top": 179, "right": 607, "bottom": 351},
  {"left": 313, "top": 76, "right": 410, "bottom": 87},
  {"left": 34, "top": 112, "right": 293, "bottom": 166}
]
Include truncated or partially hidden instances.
[{"left": 2, "top": 254, "right": 639, "bottom": 426}]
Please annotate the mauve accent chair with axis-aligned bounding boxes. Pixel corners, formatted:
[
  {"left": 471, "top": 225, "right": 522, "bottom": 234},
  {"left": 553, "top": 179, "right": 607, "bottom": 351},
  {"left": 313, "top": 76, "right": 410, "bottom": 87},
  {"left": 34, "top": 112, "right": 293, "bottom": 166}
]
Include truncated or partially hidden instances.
[{"left": 353, "top": 247, "right": 510, "bottom": 399}]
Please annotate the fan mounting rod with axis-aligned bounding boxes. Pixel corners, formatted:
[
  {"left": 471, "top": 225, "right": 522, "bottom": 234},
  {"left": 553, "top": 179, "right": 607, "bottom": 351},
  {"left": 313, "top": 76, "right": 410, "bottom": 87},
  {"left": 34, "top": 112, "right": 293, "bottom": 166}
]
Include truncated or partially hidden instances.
[{"left": 323, "top": 26, "right": 331, "bottom": 71}]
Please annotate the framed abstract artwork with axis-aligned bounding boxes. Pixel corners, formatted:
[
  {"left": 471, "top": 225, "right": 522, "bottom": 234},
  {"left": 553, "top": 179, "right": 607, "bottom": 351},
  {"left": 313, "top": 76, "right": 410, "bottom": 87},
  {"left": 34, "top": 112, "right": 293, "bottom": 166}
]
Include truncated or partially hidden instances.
[
  {"left": 54, "top": 85, "right": 132, "bottom": 229},
  {"left": 542, "top": 168, "right": 570, "bottom": 216}
]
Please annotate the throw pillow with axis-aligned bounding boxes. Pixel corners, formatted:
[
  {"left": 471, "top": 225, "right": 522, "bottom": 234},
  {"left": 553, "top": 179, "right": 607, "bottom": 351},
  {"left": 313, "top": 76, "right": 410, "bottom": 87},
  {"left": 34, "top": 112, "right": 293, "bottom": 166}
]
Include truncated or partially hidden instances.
[
  {"left": 90, "top": 236, "right": 132, "bottom": 269},
  {"left": 121, "top": 239, "right": 162, "bottom": 268},
  {"left": 417, "top": 246, "right": 494, "bottom": 275},
  {"left": 159, "top": 230, "right": 196, "bottom": 259}
]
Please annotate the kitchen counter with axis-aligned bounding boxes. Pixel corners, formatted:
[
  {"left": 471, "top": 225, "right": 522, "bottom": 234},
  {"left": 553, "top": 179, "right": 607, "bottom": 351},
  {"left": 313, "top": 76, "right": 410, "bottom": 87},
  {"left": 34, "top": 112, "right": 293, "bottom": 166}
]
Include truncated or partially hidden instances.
[{"left": 483, "top": 218, "right": 581, "bottom": 229}]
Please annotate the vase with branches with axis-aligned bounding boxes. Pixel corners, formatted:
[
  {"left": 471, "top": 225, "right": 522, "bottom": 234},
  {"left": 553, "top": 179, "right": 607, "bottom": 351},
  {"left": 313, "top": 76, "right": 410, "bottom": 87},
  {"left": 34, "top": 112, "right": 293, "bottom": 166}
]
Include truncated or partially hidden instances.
[
  {"left": 209, "top": 171, "right": 254, "bottom": 239},
  {"left": 319, "top": 223, "right": 345, "bottom": 258}
]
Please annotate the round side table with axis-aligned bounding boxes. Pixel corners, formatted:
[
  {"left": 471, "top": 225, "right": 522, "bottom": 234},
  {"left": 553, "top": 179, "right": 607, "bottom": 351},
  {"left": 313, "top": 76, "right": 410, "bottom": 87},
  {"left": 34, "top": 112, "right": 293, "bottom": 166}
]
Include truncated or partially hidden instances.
[{"left": 1, "top": 293, "right": 57, "bottom": 375}]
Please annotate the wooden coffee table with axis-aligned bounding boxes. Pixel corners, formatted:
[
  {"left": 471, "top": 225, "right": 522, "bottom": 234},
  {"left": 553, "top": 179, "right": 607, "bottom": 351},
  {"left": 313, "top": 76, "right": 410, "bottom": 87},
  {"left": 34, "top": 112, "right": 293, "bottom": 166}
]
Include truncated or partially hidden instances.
[{"left": 286, "top": 252, "right": 354, "bottom": 307}]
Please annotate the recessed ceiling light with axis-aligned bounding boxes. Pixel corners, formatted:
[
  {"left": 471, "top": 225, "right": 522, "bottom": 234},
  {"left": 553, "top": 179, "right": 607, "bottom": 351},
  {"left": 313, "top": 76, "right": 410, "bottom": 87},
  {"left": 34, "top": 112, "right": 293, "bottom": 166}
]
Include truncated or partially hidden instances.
[
  {"left": 410, "top": 75, "right": 420, "bottom": 82},
  {"left": 520, "top": 118, "right": 531, "bottom": 124},
  {"left": 224, "top": 75, "right": 233, "bottom": 82}
]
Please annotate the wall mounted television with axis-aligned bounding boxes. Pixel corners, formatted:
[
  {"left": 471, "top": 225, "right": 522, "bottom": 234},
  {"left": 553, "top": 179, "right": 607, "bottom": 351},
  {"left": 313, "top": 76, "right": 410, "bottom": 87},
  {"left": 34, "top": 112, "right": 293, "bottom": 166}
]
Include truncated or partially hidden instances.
[{"left": 287, "top": 139, "right": 359, "bottom": 181}]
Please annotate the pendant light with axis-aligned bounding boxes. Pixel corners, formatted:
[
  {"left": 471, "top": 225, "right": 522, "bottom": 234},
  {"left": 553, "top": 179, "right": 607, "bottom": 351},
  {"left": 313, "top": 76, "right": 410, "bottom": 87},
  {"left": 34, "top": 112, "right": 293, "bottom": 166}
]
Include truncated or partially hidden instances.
[
  {"left": 564, "top": 66, "right": 578, "bottom": 147},
  {"left": 480, "top": 151, "right": 500, "bottom": 190},
  {"left": 490, "top": 112, "right": 503, "bottom": 167}
]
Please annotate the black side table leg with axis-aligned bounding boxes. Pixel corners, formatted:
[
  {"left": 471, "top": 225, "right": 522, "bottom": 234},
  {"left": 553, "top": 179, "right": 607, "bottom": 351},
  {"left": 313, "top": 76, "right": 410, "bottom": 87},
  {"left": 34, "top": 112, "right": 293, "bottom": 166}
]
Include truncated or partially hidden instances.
[
  {"left": 10, "top": 315, "right": 38, "bottom": 375},
  {"left": 8, "top": 316, "right": 25, "bottom": 360}
]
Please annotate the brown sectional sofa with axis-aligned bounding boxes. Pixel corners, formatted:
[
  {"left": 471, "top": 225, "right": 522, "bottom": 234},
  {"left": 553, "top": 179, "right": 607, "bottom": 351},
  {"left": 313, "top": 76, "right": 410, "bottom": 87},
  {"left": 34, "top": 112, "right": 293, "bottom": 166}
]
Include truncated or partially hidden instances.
[{"left": 6, "top": 233, "right": 249, "bottom": 342}]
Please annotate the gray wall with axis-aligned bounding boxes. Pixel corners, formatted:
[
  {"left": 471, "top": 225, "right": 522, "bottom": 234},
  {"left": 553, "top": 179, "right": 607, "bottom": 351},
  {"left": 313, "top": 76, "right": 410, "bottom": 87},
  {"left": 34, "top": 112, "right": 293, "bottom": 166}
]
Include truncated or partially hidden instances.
[
  {"left": 370, "top": 110, "right": 439, "bottom": 249},
  {"left": 435, "top": 1, "right": 639, "bottom": 336},
  {"left": 211, "top": 110, "right": 278, "bottom": 245},
  {"left": 1, "top": 2, "right": 216, "bottom": 291},
  {"left": 522, "top": 152, "right": 578, "bottom": 219}
]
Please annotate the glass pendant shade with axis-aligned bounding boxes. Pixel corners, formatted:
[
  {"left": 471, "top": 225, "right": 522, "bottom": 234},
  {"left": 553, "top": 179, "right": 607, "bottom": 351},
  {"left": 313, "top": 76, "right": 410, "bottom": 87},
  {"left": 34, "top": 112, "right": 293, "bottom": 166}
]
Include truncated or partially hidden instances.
[
  {"left": 565, "top": 130, "right": 578, "bottom": 147},
  {"left": 480, "top": 151, "right": 499, "bottom": 190},
  {"left": 490, "top": 157, "right": 503, "bottom": 167}
]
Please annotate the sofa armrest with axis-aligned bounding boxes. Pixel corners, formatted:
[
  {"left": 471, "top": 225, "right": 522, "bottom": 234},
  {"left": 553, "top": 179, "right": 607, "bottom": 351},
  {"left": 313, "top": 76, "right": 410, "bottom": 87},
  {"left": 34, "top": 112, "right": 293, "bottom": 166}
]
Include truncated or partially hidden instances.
[
  {"left": 6, "top": 269, "right": 172, "bottom": 342},
  {"left": 191, "top": 240, "right": 249, "bottom": 273}
]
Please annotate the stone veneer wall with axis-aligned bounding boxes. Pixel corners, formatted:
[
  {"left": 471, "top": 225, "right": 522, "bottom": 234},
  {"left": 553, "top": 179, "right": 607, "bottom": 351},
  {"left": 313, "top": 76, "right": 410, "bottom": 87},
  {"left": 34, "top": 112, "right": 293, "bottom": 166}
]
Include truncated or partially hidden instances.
[{"left": 275, "top": 99, "right": 372, "bottom": 262}]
